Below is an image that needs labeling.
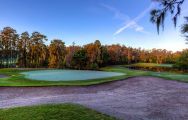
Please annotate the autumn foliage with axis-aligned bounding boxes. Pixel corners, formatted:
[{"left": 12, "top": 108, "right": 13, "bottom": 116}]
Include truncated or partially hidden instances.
[{"left": 0, "top": 27, "right": 186, "bottom": 69}]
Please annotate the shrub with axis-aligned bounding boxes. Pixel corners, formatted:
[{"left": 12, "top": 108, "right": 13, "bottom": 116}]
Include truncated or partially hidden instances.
[{"left": 174, "top": 50, "right": 188, "bottom": 70}]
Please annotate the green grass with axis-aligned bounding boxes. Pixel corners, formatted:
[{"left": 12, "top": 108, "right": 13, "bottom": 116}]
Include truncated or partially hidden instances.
[
  {"left": 0, "top": 68, "right": 127, "bottom": 86},
  {"left": 127, "top": 63, "right": 173, "bottom": 67},
  {"left": 101, "top": 65, "right": 188, "bottom": 82},
  {"left": 0, "top": 65, "right": 188, "bottom": 86},
  {"left": 0, "top": 104, "right": 115, "bottom": 120},
  {"left": 149, "top": 72, "right": 188, "bottom": 82}
]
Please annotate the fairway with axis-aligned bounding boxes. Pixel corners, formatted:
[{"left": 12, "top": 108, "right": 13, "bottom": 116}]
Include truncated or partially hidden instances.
[{"left": 21, "top": 70, "right": 125, "bottom": 81}]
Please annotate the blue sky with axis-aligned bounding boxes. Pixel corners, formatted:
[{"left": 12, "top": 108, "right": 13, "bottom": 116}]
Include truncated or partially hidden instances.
[{"left": 0, "top": 0, "right": 188, "bottom": 51}]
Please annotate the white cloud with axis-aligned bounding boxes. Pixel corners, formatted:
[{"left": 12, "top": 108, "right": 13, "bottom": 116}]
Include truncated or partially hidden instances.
[
  {"left": 113, "top": 3, "right": 156, "bottom": 35},
  {"left": 131, "top": 22, "right": 150, "bottom": 34},
  {"left": 100, "top": 3, "right": 130, "bottom": 22},
  {"left": 135, "top": 26, "right": 144, "bottom": 32}
]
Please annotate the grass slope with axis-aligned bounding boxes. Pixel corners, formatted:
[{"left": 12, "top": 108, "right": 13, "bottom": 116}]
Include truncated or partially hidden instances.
[{"left": 0, "top": 104, "right": 115, "bottom": 120}]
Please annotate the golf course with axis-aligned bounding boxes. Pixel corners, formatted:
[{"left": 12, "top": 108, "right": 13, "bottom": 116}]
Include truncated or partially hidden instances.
[
  {"left": 1, "top": 64, "right": 188, "bottom": 86},
  {"left": 1, "top": 0, "right": 188, "bottom": 119},
  {"left": 1, "top": 64, "right": 188, "bottom": 119}
]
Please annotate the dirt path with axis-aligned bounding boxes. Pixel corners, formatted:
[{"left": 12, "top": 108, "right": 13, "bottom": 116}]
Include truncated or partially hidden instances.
[{"left": 1, "top": 76, "right": 188, "bottom": 120}]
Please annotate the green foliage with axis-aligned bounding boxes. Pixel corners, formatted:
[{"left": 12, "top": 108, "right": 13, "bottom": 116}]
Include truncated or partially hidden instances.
[
  {"left": 174, "top": 50, "right": 188, "bottom": 69},
  {"left": 101, "top": 46, "right": 110, "bottom": 66},
  {"left": 73, "top": 49, "right": 87, "bottom": 69},
  {"left": 90, "top": 63, "right": 99, "bottom": 70},
  {"left": 0, "top": 104, "right": 115, "bottom": 120}
]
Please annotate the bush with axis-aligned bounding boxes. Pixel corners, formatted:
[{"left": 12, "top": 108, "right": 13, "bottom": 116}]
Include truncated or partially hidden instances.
[
  {"left": 174, "top": 50, "right": 188, "bottom": 70},
  {"left": 89, "top": 63, "right": 99, "bottom": 70}
]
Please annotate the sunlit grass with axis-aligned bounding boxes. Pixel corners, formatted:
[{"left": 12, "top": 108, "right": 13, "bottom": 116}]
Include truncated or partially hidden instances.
[
  {"left": 0, "top": 104, "right": 115, "bottom": 120},
  {"left": 0, "top": 68, "right": 127, "bottom": 86},
  {"left": 149, "top": 72, "right": 188, "bottom": 82},
  {"left": 126, "top": 63, "right": 173, "bottom": 67}
]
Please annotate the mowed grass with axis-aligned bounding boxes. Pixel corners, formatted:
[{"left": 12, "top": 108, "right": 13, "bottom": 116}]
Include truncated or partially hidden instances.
[
  {"left": 101, "top": 65, "right": 188, "bottom": 83},
  {"left": 0, "top": 104, "right": 115, "bottom": 120},
  {"left": 0, "top": 68, "right": 127, "bottom": 86},
  {"left": 0, "top": 65, "right": 188, "bottom": 86},
  {"left": 126, "top": 63, "right": 173, "bottom": 67}
]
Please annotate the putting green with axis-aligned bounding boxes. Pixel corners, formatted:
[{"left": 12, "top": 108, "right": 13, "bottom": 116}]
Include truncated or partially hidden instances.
[{"left": 22, "top": 70, "right": 125, "bottom": 81}]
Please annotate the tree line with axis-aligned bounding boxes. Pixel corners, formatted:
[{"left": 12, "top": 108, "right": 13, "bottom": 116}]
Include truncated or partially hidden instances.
[{"left": 0, "top": 27, "right": 187, "bottom": 69}]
